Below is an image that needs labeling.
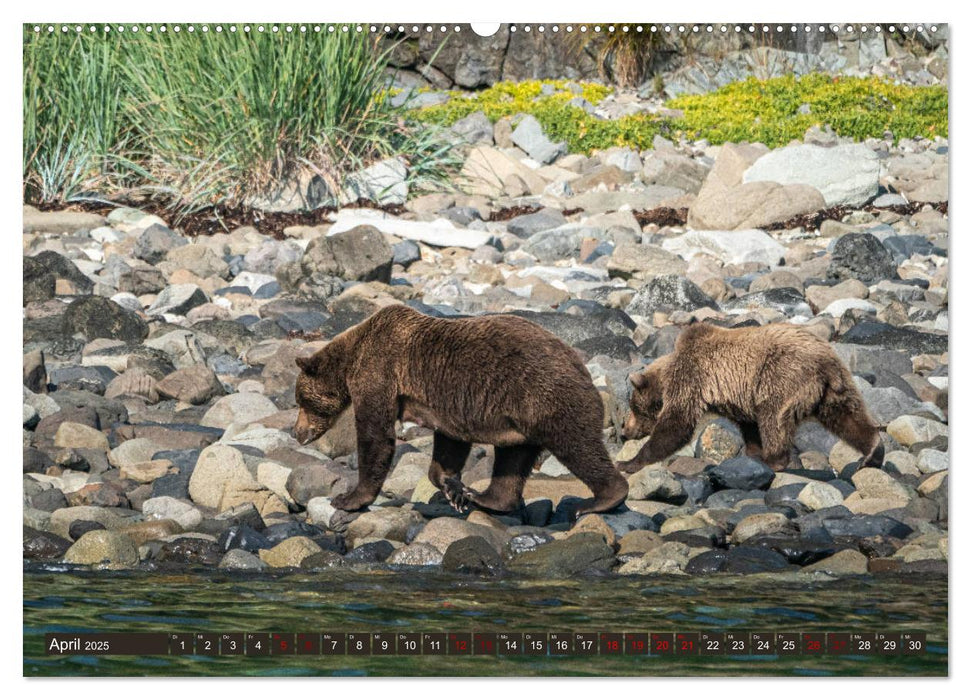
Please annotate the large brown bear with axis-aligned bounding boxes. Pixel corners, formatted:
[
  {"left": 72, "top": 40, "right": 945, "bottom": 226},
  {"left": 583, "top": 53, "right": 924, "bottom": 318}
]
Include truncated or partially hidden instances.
[
  {"left": 619, "top": 323, "right": 884, "bottom": 472},
  {"left": 293, "top": 304, "right": 629, "bottom": 516}
]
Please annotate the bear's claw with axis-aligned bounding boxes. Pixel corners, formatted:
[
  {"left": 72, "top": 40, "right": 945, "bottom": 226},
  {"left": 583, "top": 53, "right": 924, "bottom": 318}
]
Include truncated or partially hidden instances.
[{"left": 442, "top": 477, "right": 475, "bottom": 512}]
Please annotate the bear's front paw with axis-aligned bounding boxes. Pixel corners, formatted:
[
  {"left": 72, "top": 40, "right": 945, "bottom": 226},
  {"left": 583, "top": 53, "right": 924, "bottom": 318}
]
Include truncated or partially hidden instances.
[
  {"left": 442, "top": 477, "right": 475, "bottom": 513},
  {"left": 331, "top": 491, "right": 372, "bottom": 512}
]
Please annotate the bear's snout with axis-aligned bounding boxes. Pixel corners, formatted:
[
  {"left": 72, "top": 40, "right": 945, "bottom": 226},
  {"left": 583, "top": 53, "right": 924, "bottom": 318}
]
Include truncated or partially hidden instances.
[
  {"left": 293, "top": 408, "right": 327, "bottom": 445},
  {"left": 621, "top": 412, "right": 646, "bottom": 441}
]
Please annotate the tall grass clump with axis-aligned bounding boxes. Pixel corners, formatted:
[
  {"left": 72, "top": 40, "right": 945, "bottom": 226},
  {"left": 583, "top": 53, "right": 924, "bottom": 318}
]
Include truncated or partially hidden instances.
[
  {"left": 23, "top": 25, "right": 457, "bottom": 212},
  {"left": 23, "top": 29, "right": 129, "bottom": 203}
]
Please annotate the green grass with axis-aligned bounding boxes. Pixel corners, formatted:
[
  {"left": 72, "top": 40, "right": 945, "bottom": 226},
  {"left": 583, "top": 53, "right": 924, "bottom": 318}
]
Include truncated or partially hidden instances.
[
  {"left": 23, "top": 25, "right": 458, "bottom": 211},
  {"left": 410, "top": 74, "right": 948, "bottom": 153}
]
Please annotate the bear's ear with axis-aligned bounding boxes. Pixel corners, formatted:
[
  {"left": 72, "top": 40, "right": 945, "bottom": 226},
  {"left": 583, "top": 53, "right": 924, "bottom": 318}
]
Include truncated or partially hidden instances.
[
  {"left": 295, "top": 355, "right": 318, "bottom": 375},
  {"left": 630, "top": 371, "right": 649, "bottom": 390}
]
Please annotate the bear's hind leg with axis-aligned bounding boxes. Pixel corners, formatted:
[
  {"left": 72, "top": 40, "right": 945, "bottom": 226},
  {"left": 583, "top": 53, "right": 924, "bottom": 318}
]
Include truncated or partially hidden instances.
[
  {"left": 547, "top": 437, "right": 628, "bottom": 518},
  {"left": 444, "top": 444, "right": 541, "bottom": 514}
]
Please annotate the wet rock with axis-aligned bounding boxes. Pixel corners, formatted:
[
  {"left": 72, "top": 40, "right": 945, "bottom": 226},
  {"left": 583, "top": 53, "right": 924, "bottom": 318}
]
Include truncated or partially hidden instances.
[
  {"left": 823, "top": 514, "right": 913, "bottom": 540},
  {"left": 442, "top": 536, "right": 505, "bottom": 576},
  {"left": 64, "top": 530, "right": 139, "bottom": 569},
  {"left": 218, "top": 549, "right": 267, "bottom": 571},
  {"left": 685, "top": 545, "right": 791, "bottom": 574},
  {"left": 509, "top": 532, "right": 616, "bottom": 577},
  {"left": 386, "top": 542, "right": 444, "bottom": 566},
  {"left": 744, "top": 534, "right": 837, "bottom": 566},
  {"left": 67, "top": 520, "right": 107, "bottom": 542},
  {"left": 259, "top": 536, "right": 322, "bottom": 568},
  {"left": 23, "top": 526, "right": 72, "bottom": 560},
  {"left": 302, "top": 550, "right": 346, "bottom": 569},
  {"left": 618, "top": 541, "right": 691, "bottom": 575},
  {"left": 802, "top": 548, "right": 868, "bottom": 575},
  {"left": 154, "top": 537, "right": 223, "bottom": 566}
]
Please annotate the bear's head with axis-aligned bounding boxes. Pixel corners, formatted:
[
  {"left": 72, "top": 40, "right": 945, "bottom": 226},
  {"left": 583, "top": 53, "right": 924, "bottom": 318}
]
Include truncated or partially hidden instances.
[
  {"left": 292, "top": 349, "right": 351, "bottom": 445},
  {"left": 621, "top": 357, "right": 669, "bottom": 440}
]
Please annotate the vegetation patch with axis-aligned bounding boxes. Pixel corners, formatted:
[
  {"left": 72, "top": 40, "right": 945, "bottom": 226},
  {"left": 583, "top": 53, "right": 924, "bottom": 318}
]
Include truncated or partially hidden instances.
[
  {"left": 411, "top": 74, "right": 948, "bottom": 152},
  {"left": 23, "top": 26, "right": 457, "bottom": 212}
]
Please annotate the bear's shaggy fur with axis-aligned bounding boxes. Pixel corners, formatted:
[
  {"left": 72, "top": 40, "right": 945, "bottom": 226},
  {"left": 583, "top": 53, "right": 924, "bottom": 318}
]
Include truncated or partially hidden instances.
[
  {"left": 619, "top": 323, "right": 884, "bottom": 472},
  {"left": 293, "top": 304, "right": 628, "bottom": 516}
]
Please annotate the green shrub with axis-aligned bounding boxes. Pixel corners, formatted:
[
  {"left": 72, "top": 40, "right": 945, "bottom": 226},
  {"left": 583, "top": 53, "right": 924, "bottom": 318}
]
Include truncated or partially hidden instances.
[
  {"left": 669, "top": 74, "right": 948, "bottom": 146},
  {"left": 410, "top": 74, "right": 947, "bottom": 153}
]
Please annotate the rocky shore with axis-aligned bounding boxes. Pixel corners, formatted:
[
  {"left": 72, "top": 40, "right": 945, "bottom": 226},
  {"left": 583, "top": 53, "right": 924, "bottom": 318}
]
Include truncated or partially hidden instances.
[{"left": 23, "top": 117, "right": 948, "bottom": 580}]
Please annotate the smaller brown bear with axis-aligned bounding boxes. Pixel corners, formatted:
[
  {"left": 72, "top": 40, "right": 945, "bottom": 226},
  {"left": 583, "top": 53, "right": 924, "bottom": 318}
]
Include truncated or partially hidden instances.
[
  {"left": 619, "top": 323, "right": 884, "bottom": 472},
  {"left": 293, "top": 304, "right": 629, "bottom": 517}
]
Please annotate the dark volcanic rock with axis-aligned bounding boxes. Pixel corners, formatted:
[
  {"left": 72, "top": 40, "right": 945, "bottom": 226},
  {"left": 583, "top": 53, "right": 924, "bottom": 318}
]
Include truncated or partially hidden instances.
[
  {"left": 685, "top": 545, "right": 792, "bottom": 574},
  {"left": 48, "top": 365, "right": 117, "bottom": 395},
  {"left": 23, "top": 526, "right": 72, "bottom": 559},
  {"left": 23, "top": 256, "right": 56, "bottom": 305},
  {"left": 704, "top": 489, "right": 766, "bottom": 509},
  {"left": 743, "top": 534, "right": 838, "bottom": 566},
  {"left": 29, "top": 251, "right": 95, "bottom": 294},
  {"left": 154, "top": 537, "right": 223, "bottom": 566},
  {"left": 706, "top": 457, "right": 775, "bottom": 491},
  {"left": 822, "top": 515, "right": 914, "bottom": 540},
  {"left": 828, "top": 233, "right": 898, "bottom": 283},
  {"left": 68, "top": 520, "right": 107, "bottom": 541},
  {"left": 508, "top": 310, "right": 617, "bottom": 347},
  {"left": 62, "top": 296, "right": 148, "bottom": 343},
  {"left": 344, "top": 540, "right": 396, "bottom": 563},
  {"left": 723, "top": 287, "right": 812, "bottom": 316},
  {"left": 626, "top": 275, "right": 718, "bottom": 316},
  {"left": 574, "top": 334, "right": 638, "bottom": 361},
  {"left": 217, "top": 525, "right": 272, "bottom": 553},
  {"left": 442, "top": 536, "right": 505, "bottom": 576},
  {"left": 840, "top": 321, "right": 947, "bottom": 355}
]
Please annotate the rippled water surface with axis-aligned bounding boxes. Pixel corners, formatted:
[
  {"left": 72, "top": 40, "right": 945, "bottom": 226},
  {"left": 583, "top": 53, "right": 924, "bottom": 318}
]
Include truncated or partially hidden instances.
[{"left": 24, "top": 568, "right": 947, "bottom": 676}]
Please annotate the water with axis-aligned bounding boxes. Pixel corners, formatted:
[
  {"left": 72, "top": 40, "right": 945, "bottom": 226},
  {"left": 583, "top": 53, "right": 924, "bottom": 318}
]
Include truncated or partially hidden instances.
[{"left": 23, "top": 567, "right": 947, "bottom": 676}]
